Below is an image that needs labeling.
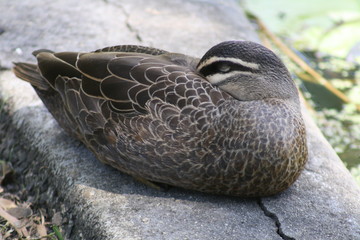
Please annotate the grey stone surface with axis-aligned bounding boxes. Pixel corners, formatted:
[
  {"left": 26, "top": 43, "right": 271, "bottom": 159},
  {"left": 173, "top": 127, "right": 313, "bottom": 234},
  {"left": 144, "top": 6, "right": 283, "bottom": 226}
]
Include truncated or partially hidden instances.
[{"left": 0, "top": 0, "right": 359, "bottom": 239}]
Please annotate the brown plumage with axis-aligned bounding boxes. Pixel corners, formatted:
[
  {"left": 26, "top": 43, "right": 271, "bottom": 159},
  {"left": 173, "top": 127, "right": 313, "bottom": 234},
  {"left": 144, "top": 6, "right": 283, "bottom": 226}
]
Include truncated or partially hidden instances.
[{"left": 13, "top": 41, "right": 308, "bottom": 197}]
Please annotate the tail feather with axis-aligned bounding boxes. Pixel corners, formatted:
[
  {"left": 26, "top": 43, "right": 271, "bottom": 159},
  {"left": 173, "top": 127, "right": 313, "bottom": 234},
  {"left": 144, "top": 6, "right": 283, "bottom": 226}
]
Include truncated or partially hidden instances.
[{"left": 13, "top": 62, "right": 50, "bottom": 90}]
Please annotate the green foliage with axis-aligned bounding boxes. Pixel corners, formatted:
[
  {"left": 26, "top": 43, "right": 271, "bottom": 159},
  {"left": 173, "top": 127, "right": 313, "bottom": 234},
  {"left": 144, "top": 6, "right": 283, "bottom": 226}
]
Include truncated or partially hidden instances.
[
  {"left": 313, "top": 105, "right": 360, "bottom": 154},
  {"left": 52, "top": 225, "right": 64, "bottom": 240},
  {"left": 243, "top": 0, "right": 360, "bottom": 61}
]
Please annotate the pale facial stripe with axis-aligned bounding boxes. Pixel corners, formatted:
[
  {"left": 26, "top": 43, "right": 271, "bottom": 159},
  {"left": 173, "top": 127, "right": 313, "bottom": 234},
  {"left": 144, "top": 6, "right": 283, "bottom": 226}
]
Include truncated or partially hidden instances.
[
  {"left": 197, "top": 56, "right": 259, "bottom": 72},
  {"left": 206, "top": 71, "right": 254, "bottom": 85}
]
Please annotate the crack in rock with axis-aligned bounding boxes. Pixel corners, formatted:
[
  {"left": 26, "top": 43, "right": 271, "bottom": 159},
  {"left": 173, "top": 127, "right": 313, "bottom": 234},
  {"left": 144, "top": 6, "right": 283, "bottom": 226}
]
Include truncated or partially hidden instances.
[
  {"left": 257, "top": 198, "right": 295, "bottom": 240},
  {"left": 125, "top": 21, "right": 143, "bottom": 42},
  {"left": 103, "top": 0, "right": 143, "bottom": 42}
]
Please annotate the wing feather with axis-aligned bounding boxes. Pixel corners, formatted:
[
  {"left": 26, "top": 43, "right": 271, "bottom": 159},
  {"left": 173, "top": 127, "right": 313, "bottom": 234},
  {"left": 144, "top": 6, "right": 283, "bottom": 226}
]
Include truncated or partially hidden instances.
[
  {"left": 100, "top": 76, "right": 137, "bottom": 101},
  {"left": 15, "top": 45, "right": 231, "bottom": 132}
]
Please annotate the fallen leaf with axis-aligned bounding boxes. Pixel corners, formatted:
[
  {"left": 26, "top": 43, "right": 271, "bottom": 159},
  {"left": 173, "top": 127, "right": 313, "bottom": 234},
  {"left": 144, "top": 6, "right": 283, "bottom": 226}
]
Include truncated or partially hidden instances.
[
  {"left": 36, "top": 210, "right": 47, "bottom": 237},
  {"left": 0, "top": 197, "right": 17, "bottom": 209},
  {"left": 7, "top": 207, "right": 32, "bottom": 219},
  {"left": 0, "top": 205, "right": 29, "bottom": 237}
]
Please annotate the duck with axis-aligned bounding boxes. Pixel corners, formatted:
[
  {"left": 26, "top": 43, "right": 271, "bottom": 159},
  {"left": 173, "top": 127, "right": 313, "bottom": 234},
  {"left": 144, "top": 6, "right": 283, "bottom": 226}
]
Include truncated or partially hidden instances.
[{"left": 13, "top": 41, "right": 308, "bottom": 197}]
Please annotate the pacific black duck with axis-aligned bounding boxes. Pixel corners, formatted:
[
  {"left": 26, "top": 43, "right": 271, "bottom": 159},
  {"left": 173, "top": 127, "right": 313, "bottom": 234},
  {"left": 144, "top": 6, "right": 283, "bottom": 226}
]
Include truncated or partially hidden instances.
[{"left": 13, "top": 41, "right": 308, "bottom": 197}]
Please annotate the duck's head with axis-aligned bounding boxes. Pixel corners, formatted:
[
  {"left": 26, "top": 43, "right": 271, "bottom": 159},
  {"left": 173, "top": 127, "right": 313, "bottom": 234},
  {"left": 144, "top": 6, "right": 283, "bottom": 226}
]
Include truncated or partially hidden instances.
[{"left": 197, "top": 41, "right": 298, "bottom": 102}]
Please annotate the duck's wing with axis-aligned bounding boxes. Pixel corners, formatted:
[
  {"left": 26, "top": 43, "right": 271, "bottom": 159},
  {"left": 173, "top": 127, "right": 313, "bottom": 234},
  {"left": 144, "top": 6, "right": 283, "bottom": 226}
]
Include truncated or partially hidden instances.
[
  {"left": 13, "top": 46, "right": 231, "bottom": 137},
  {"left": 13, "top": 46, "right": 233, "bottom": 181},
  {"left": 75, "top": 51, "right": 230, "bottom": 114},
  {"left": 12, "top": 44, "right": 167, "bottom": 89}
]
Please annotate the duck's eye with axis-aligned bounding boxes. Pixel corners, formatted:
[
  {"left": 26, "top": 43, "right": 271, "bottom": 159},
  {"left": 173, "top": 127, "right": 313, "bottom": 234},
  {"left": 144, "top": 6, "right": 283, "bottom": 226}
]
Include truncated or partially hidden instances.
[{"left": 217, "top": 63, "right": 231, "bottom": 73}]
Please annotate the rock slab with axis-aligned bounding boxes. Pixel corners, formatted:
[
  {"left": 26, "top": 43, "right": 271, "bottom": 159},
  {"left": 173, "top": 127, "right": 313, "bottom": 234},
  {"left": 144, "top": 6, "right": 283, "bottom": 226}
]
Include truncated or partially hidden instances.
[{"left": 0, "top": 0, "right": 359, "bottom": 239}]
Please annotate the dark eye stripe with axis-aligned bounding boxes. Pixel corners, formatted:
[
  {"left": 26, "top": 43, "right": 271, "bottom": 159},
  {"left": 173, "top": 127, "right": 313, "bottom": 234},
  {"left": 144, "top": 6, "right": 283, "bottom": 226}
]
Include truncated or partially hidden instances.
[{"left": 198, "top": 60, "right": 258, "bottom": 77}]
